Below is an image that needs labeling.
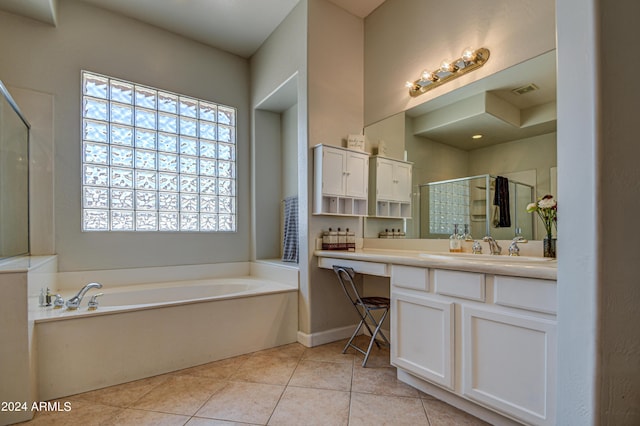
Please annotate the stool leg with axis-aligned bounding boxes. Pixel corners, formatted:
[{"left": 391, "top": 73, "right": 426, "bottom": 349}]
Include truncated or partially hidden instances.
[
  {"left": 361, "top": 308, "right": 390, "bottom": 367},
  {"left": 343, "top": 318, "right": 365, "bottom": 354}
]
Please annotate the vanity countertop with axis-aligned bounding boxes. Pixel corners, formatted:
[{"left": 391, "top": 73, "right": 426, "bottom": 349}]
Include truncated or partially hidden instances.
[{"left": 315, "top": 248, "right": 557, "bottom": 280}]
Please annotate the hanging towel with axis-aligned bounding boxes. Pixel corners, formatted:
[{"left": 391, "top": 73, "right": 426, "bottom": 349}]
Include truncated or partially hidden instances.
[
  {"left": 493, "top": 176, "right": 511, "bottom": 228},
  {"left": 282, "top": 196, "right": 299, "bottom": 263}
]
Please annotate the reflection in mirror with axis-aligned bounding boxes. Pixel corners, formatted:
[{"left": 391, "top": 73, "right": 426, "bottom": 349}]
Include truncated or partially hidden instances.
[
  {"left": 364, "top": 50, "right": 557, "bottom": 240},
  {"left": 0, "top": 81, "right": 30, "bottom": 259},
  {"left": 420, "top": 175, "right": 534, "bottom": 241}
]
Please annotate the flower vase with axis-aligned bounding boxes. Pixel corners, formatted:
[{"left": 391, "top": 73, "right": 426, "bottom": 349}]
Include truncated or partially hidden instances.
[{"left": 543, "top": 236, "right": 556, "bottom": 258}]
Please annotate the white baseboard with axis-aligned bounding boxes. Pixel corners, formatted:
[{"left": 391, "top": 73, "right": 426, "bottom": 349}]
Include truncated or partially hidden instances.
[
  {"left": 296, "top": 325, "right": 391, "bottom": 348},
  {"left": 297, "top": 325, "right": 358, "bottom": 347}
]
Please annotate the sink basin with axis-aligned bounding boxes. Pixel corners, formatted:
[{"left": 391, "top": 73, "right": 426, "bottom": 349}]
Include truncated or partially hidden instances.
[{"left": 418, "top": 252, "right": 555, "bottom": 263}]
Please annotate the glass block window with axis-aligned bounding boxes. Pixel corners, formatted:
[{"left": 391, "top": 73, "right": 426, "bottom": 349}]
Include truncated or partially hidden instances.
[{"left": 81, "top": 71, "right": 236, "bottom": 232}]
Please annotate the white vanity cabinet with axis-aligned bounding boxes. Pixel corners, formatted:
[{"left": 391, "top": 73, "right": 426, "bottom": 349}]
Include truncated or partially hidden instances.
[
  {"left": 313, "top": 144, "right": 369, "bottom": 216},
  {"left": 390, "top": 265, "right": 557, "bottom": 426},
  {"left": 368, "top": 156, "right": 412, "bottom": 218}
]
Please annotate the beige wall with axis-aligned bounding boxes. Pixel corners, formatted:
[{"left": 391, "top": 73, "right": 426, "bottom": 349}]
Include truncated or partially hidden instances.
[
  {"left": 306, "top": 0, "right": 365, "bottom": 336},
  {"left": 0, "top": 1, "right": 251, "bottom": 271},
  {"left": 251, "top": 1, "right": 310, "bottom": 330}
]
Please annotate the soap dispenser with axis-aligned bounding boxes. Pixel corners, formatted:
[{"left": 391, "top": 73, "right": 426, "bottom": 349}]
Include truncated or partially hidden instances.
[{"left": 449, "top": 224, "right": 462, "bottom": 252}]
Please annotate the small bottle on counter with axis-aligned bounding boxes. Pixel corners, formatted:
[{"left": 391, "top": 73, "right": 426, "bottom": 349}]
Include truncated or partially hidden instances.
[
  {"left": 328, "top": 228, "right": 338, "bottom": 249},
  {"left": 337, "top": 228, "right": 347, "bottom": 250},
  {"left": 379, "top": 229, "right": 389, "bottom": 239},
  {"left": 449, "top": 224, "right": 462, "bottom": 252},
  {"left": 346, "top": 228, "right": 356, "bottom": 251},
  {"left": 463, "top": 224, "right": 473, "bottom": 241},
  {"left": 322, "top": 229, "right": 330, "bottom": 250}
]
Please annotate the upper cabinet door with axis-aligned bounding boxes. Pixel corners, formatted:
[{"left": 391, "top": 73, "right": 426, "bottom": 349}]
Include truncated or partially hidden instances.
[
  {"left": 393, "top": 161, "right": 412, "bottom": 202},
  {"left": 345, "top": 151, "right": 369, "bottom": 198},
  {"left": 321, "top": 147, "right": 347, "bottom": 196},
  {"left": 375, "top": 158, "right": 396, "bottom": 200}
]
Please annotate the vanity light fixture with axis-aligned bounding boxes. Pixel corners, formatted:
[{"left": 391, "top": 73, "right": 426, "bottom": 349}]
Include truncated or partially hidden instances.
[{"left": 406, "top": 47, "right": 490, "bottom": 97}]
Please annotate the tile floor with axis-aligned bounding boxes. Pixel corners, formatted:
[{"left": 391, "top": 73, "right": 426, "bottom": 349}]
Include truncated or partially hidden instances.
[{"left": 19, "top": 336, "right": 489, "bottom": 425}]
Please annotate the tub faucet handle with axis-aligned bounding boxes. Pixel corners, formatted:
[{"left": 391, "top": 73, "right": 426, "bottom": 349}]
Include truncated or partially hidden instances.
[
  {"left": 87, "top": 293, "right": 104, "bottom": 311},
  {"left": 53, "top": 294, "right": 65, "bottom": 309}
]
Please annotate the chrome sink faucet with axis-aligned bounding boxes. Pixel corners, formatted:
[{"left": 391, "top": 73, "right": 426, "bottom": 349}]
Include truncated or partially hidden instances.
[
  {"left": 482, "top": 236, "right": 502, "bottom": 255},
  {"left": 66, "top": 282, "right": 103, "bottom": 310}
]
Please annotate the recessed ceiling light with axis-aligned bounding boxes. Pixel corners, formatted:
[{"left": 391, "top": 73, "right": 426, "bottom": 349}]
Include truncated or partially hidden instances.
[{"left": 472, "top": 134, "right": 483, "bottom": 139}]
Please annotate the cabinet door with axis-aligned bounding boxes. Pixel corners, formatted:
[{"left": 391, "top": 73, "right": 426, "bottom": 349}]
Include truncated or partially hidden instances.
[
  {"left": 391, "top": 291, "right": 454, "bottom": 389},
  {"left": 345, "top": 151, "right": 368, "bottom": 198},
  {"left": 393, "top": 162, "right": 412, "bottom": 202},
  {"left": 461, "top": 306, "right": 556, "bottom": 425},
  {"left": 321, "top": 147, "right": 346, "bottom": 196},
  {"left": 375, "top": 158, "right": 395, "bottom": 200}
]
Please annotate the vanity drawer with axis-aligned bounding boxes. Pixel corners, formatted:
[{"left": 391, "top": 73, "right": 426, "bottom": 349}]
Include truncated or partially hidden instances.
[
  {"left": 494, "top": 276, "right": 557, "bottom": 314},
  {"left": 391, "top": 265, "right": 429, "bottom": 291},
  {"left": 434, "top": 269, "right": 485, "bottom": 301}
]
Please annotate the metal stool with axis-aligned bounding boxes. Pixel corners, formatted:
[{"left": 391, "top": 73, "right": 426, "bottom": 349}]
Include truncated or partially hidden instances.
[{"left": 332, "top": 265, "right": 390, "bottom": 367}]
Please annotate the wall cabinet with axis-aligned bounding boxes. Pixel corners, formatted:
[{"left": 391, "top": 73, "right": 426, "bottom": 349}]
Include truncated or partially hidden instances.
[
  {"left": 313, "top": 144, "right": 369, "bottom": 216},
  {"left": 390, "top": 265, "right": 557, "bottom": 426},
  {"left": 369, "top": 156, "right": 412, "bottom": 218}
]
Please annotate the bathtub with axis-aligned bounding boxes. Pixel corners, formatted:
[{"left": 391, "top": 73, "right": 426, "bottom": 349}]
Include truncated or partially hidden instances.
[{"left": 33, "top": 262, "right": 298, "bottom": 400}]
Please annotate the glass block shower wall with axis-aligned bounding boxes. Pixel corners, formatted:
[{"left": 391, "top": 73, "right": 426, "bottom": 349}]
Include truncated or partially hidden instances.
[{"left": 428, "top": 180, "right": 470, "bottom": 235}]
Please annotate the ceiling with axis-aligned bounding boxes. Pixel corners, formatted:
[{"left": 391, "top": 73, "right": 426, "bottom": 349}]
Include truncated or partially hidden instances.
[{"left": 0, "top": 0, "right": 385, "bottom": 58}]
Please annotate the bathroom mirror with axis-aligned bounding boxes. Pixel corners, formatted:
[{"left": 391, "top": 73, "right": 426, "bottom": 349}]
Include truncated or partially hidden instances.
[
  {"left": 364, "top": 50, "right": 557, "bottom": 240},
  {"left": 0, "top": 81, "right": 30, "bottom": 259}
]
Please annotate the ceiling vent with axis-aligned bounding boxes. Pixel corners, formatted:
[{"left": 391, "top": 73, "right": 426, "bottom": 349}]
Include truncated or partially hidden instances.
[{"left": 512, "top": 83, "right": 539, "bottom": 95}]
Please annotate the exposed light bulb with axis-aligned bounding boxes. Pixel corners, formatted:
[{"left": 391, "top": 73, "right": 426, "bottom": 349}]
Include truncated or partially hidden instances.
[
  {"left": 405, "top": 81, "right": 415, "bottom": 89},
  {"left": 461, "top": 47, "right": 477, "bottom": 62},
  {"left": 472, "top": 134, "right": 483, "bottom": 140},
  {"left": 440, "top": 59, "right": 456, "bottom": 73},
  {"left": 421, "top": 69, "right": 437, "bottom": 82}
]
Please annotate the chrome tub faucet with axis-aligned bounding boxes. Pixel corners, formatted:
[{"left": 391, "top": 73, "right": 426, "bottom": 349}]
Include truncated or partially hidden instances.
[{"left": 66, "top": 282, "right": 103, "bottom": 310}]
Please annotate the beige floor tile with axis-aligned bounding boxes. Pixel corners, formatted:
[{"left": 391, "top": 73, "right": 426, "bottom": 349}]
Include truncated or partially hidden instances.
[
  {"left": 230, "top": 353, "right": 299, "bottom": 385},
  {"left": 132, "top": 375, "right": 226, "bottom": 416},
  {"left": 423, "top": 399, "right": 491, "bottom": 426},
  {"left": 69, "top": 375, "right": 169, "bottom": 407},
  {"left": 288, "top": 359, "right": 353, "bottom": 391},
  {"left": 256, "top": 342, "right": 306, "bottom": 360},
  {"left": 17, "top": 400, "right": 122, "bottom": 425},
  {"left": 351, "top": 366, "right": 419, "bottom": 398},
  {"left": 267, "top": 386, "right": 350, "bottom": 426},
  {"left": 301, "top": 340, "right": 355, "bottom": 364},
  {"left": 352, "top": 343, "right": 391, "bottom": 368},
  {"left": 187, "top": 418, "right": 259, "bottom": 426},
  {"left": 106, "top": 408, "right": 190, "bottom": 425},
  {"left": 175, "top": 354, "right": 251, "bottom": 380},
  {"left": 195, "top": 381, "right": 285, "bottom": 424},
  {"left": 349, "top": 392, "right": 429, "bottom": 426}
]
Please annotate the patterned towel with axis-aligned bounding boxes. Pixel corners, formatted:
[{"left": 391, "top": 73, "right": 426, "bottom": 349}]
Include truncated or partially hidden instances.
[{"left": 282, "top": 196, "right": 299, "bottom": 263}]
